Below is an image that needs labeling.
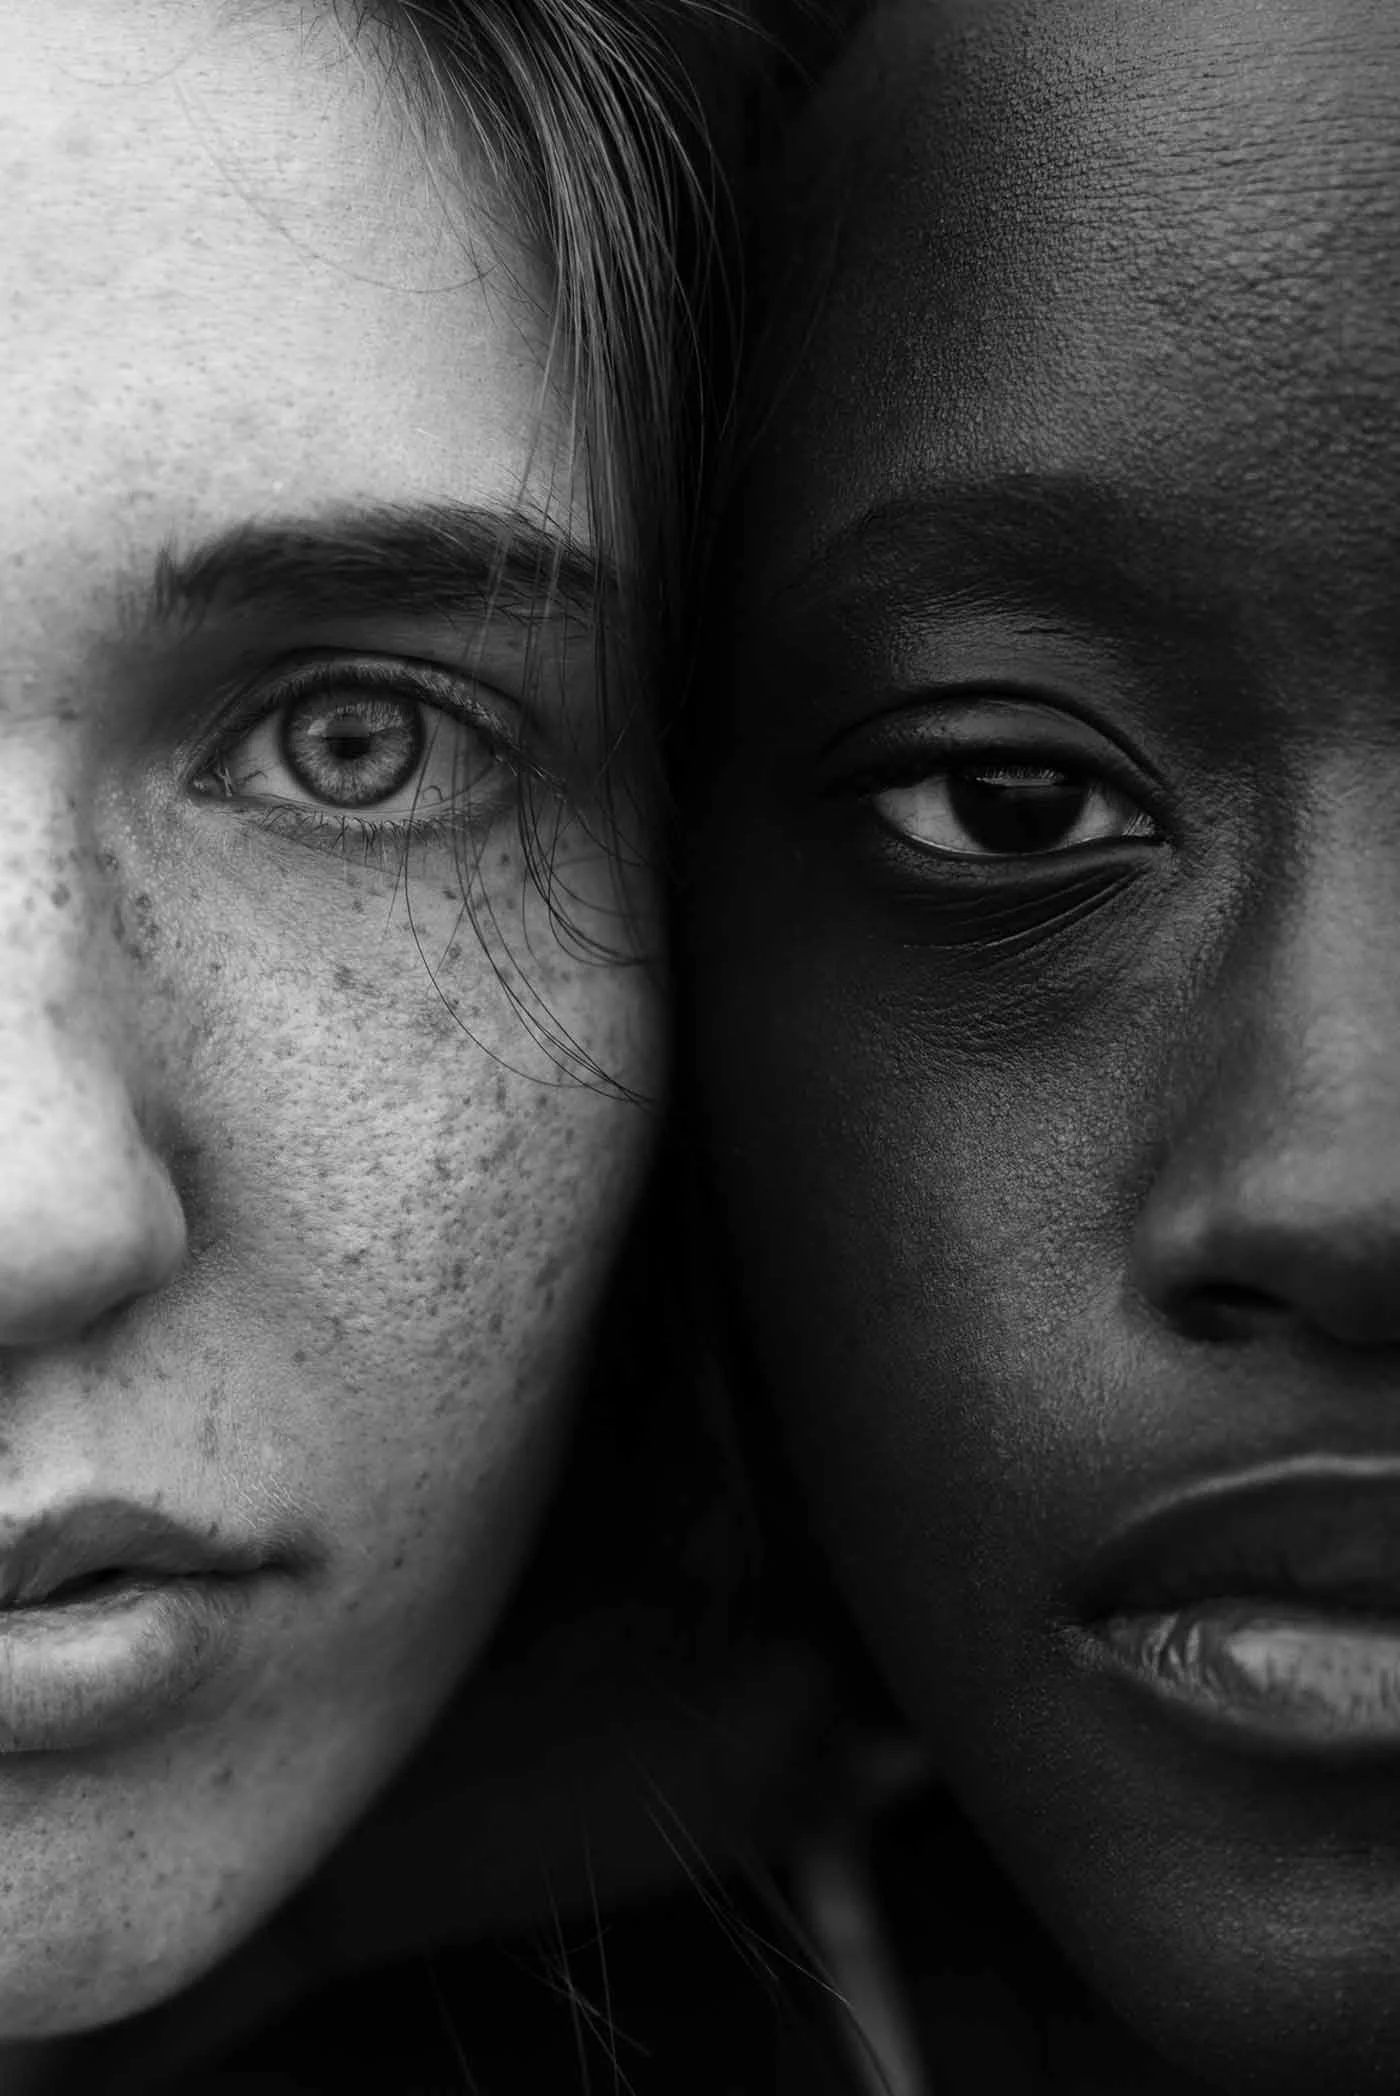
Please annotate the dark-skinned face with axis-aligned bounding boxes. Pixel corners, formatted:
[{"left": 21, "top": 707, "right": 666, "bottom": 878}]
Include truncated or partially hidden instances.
[{"left": 692, "top": 2, "right": 1400, "bottom": 2087}]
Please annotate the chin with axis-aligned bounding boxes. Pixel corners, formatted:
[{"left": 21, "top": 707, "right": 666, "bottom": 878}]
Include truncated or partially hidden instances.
[
  {"left": 1097, "top": 1942, "right": 1400, "bottom": 2095},
  {"left": 0, "top": 1924, "right": 226, "bottom": 2042},
  {"left": 990, "top": 1781, "right": 1400, "bottom": 2095}
]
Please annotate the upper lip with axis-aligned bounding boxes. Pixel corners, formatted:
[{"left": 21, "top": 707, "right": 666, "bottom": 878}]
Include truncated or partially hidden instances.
[
  {"left": 1073, "top": 1458, "right": 1400, "bottom": 1623},
  {"left": 0, "top": 1499, "right": 269, "bottom": 1610}
]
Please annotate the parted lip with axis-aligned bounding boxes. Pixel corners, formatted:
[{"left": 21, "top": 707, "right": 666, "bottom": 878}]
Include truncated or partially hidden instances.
[
  {"left": 1072, "top": 1458, "right": 1400, "bottom": 1624},
  {"left": 0, "top": 1498, "right": 271, "bottom": 1611}
]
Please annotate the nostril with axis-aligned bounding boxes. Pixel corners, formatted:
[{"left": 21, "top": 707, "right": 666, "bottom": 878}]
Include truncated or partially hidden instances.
[
  {"left": 1200, "top": 1282, "right": 1281, "bottom": 1315},
  {"left": 1169, "top": 1280, "right": 1292, "bottom": 1342}
]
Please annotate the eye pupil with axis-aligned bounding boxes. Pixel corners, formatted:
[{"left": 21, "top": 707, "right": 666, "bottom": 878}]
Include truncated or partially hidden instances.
[
  {"left": 948, "top": 766, "right": 1089, "bottom": 853},
  {"left": 325, "top": 726, "right": 372, "bottom": 762},
  {"left": 281, "top": 694, "right": 424, "bottom": 809}
]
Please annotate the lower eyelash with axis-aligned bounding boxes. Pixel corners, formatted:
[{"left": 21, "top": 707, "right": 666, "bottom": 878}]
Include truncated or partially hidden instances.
[
  {"left": 239, "top": 797, "right": 475, "bottom": 869},
  {"left": 194, "top": 653, "right": 540, "bottom": 844}
]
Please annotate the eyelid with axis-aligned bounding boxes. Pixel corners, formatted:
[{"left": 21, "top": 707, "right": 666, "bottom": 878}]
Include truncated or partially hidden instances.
[
  {"left": 206, "top": 650, "right": 522, "bottom": 753},
  {"left": 186, "top": 650, "right": 554, "bottom": 813},
  {"left": 820, "top": 691, "right": 1167, "bottom": 817}
]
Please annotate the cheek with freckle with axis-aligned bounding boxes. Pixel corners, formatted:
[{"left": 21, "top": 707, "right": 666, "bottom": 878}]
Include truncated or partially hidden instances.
[{"left": 112, "top": 835, "right": 655, "bottom": 1624}]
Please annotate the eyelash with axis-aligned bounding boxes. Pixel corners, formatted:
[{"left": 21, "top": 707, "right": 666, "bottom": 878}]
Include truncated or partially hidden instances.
[
  {"left": 191, "top": 654, "right": 533, "bottom": 859},
  {"left": 829, "top": 705, "right": 1167, "bottom": 876},
  {"left": 866, "top": 753, "right": 1159, "bottom": 862}
]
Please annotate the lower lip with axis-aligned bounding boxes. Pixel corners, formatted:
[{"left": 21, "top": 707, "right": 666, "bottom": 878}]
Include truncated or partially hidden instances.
[
  {"left": 0, "top": 1577, "right": 256, "bottom": 1754},
  {"left": 1089, "top": 1602, "right": 1400, "bottom": 1758}
]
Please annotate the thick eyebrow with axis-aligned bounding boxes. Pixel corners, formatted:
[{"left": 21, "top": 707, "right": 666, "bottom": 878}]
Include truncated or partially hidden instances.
[
  {"left": 760, "top": 472, "right": 1218, "bottom": 643},
  {"left": 132, "top": 503, "right": 609, "bottom": 637}
]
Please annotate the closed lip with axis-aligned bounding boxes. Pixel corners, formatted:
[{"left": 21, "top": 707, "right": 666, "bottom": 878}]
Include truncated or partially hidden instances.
[
  {"left": 0, "top": 1497, "right": 273, "bottom": 1612},
  {"left": 1071, "top": 1457, "right": 1400, "bottom": 1625}
]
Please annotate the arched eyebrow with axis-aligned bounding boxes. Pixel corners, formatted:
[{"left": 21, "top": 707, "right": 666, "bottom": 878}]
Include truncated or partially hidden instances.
[{"left": 131, "top": 503, "right": 609, "bottom": 636}]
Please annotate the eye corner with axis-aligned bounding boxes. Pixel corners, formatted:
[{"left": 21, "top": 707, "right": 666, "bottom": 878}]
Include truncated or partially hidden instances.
[{"left": 184, "top": 650, "right": 527, "bottom": 860}]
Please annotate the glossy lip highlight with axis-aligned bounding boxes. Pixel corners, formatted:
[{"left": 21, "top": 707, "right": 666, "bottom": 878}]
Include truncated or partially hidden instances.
[{"left": 1068, "top": 1458, "right": 1400, "bottom": 1759}]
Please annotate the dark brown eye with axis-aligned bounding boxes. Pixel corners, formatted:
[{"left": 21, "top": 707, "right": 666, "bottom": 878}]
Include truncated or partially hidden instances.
[{"left": 874, "top": 761, "right": 1156, "bottom": 858}]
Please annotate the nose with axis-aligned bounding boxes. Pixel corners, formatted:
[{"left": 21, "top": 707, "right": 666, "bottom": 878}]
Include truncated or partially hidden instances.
[
  {"left": 1131, "top": 881, "right": 1400, "bottom": 1351},
  {"left": 0, "top": 1051, "right": 187, "bottom": 1347},
  {"left": 0, "top": 841, "right": 186, "bottom": 1351}
]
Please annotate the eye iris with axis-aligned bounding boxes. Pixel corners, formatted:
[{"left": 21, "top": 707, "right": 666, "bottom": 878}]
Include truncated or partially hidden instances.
[
  {"left": 280, "top": 694, "right": 424, "bottom": 809},
  {"left": 948, "top": 765, "right": 1089, "bottom": 854}
]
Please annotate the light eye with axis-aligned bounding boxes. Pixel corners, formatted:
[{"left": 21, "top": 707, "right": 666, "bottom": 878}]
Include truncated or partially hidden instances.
[
  {"left": 196, "top": 659, "right": 508, "bottom": 827},
  {"left": 873, "top": 760, "right": 1156, "bottom": 859},
  {"left": 278, "top": 692, "right": 425, "bottom": 809}
]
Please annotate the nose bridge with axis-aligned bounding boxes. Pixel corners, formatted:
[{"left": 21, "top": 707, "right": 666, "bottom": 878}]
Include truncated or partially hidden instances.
[
  {"left": 0, "top": 750, "right": 186, "bottom": 1347},
  {"left": 1133, "top": 836, "right": 1400, "bottom": 1344},
  {"left": 0, "top": 740, "right": 111, "bottom": 1050}
]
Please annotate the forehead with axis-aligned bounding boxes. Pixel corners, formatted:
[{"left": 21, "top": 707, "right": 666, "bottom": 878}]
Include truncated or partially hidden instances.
[
  {"left": 1, "top": 0, "right": 573, "bottom": 622},
  {"left": 745, "top": 0, "right": 1400, "bottom": 602}
]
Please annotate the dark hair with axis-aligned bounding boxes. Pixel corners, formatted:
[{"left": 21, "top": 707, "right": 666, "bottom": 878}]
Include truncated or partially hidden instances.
[
  {"left": 340, "top": 2, "right": 754, "bottom": 1078},
  {"left": 349, "top": 0, "right": 852, "bottom": 1776},
  {"left": 328, "top": 0, "right": 817, "bottom": 1793}
]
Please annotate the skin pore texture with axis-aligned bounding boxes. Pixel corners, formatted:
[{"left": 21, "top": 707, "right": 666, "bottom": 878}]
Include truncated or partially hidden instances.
[
  {"left": 692, "top": 2, "right": 1400, "bottom": 2089},
  {"left": 0, "top": 0, "right": 658, "bottom": 2055}
]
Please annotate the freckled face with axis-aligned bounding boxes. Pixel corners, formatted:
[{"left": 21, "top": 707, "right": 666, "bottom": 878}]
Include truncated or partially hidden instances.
[
  {"left": 694, "top": 2, "right": 1400, "bottom": 2086},
  {"left": 0, "top": 0, "right": 659, "bottom": 2034}
]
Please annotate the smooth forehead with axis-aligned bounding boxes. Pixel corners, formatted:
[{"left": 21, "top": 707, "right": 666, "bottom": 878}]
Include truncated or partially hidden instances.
[
  {"left": 1, "top": 0, "right": 510, "bottom": 330},
  {"left": 0, "top": 0, "right": 577, "bottom": 631},
  {"left": 744, "top": 0, "right": 1400, "bottom": 596}
]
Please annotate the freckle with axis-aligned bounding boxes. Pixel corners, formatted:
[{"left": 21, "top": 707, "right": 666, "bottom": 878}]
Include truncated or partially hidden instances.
[
  {"left": 535, "top": 1252, "right": 564, "bottom": 1293},
  {"left": 131, "top": 893, "right": 159, "bottom": 946},
  {"left": 488, "top": 1310, "right": 503, "bottom": 1337},
  {"left": 493, "top": 1077, "right": 509, "bottom": 1113},
  {"left": 49, "top": 883, "right": 71, "bottom": 909},
  {"left": 391, "top": 1553, "right": 405, "bottom": 1572},
  {"left": 333, "top": 962, "right": 357, "bottom": 995},
  {"left": 481, "top": 1124, "right": 524, "bottom": 1173},
  {"left": 292, "top": 1349, "right": 307, "bottom": 1366}
]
